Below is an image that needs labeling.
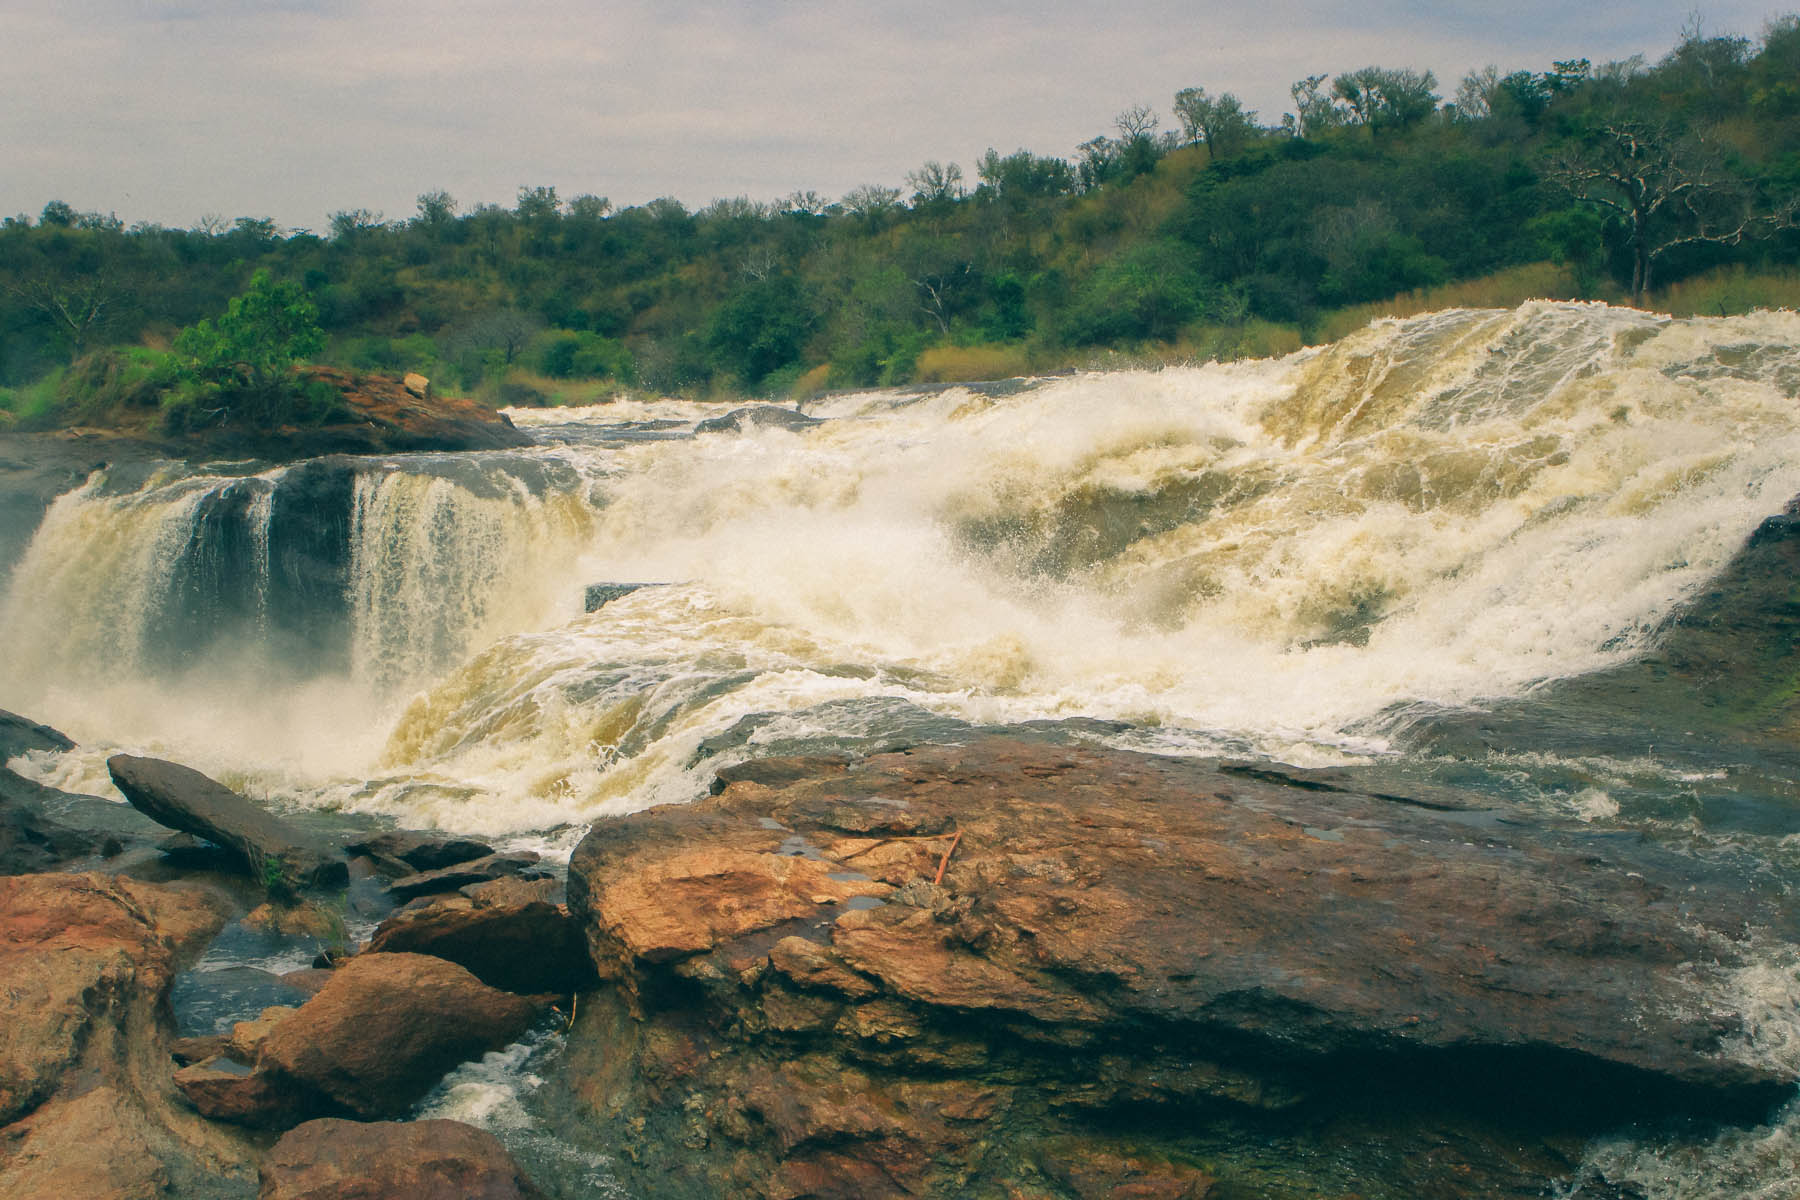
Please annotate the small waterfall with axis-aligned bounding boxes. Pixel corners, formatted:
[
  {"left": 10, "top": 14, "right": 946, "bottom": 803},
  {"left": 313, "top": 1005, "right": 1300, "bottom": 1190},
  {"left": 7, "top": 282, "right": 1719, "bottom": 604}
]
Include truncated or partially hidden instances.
[{"left": 346, "top": 463, "right": 598, "bottom": 693}]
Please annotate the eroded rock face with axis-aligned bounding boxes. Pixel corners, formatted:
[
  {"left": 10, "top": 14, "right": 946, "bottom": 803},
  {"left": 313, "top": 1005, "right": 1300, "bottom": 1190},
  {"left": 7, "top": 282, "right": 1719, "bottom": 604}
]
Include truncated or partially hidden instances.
[
  {"left": 259, "top": 1118, "right": 542, "bottom": 1200},
  {"left": 562, "top": 738, "right": 1797, "bottom": 1198},
  {"left": 0, "top": 873, "right": 253, "bottom": 1198},
  {"left": 178, "top": 952, "right": 551, "bottom": 1128}
]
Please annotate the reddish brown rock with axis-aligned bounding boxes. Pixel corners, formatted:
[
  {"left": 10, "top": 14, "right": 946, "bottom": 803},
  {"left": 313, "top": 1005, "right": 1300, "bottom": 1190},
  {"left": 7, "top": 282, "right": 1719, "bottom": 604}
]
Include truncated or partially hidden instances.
[
  {"left": 561, "top": 738, "right": 1798, "bottom": 1198},
  {"left": 0, "top": 873, "right": 253, "bottom": 1196},
  {"left": 365, "top": 876, "right": 590, "bottom": 994},
  {"left": 180, "top": 952, "right": 549, "bottom": 1127},
  {"left": 258, "top": 1117, "right": 542, "bottom": 1200}
]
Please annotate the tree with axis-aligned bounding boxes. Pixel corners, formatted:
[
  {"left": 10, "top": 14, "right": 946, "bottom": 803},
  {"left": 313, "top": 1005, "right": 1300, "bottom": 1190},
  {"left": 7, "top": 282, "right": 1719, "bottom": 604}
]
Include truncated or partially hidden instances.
[
  {"left": 1332, "top": 67, "right": 1439, "bottom": 132},
  {"left": 516, "top": 186, "right": 563, "bottom": 224},
  {"left": 5, "top": 269, "right": 118, "bottom": 362},
  {"left": 1173, "top": 88, "right": 1259, "bottom": 160},
  {"left": 1550, "top": 117, "right": 1800, "bottom": 302},
  {"left": 173, "top": 269, "right": 324, "bottom": 420},
  {"left": 328, "top": 209, "right": 384, "bottom": 239},
  {"left": 414, "top": 190, "right": 457, "bottom": 226},
  {"left": 840, "top": 184, "right": 903, "bottom": 222},
  {"left": 906, "top": 161, "right": 965, "bottom": 206},
  {"left": 1289, "top": 74, "right": 1347, "bottom": 138}
]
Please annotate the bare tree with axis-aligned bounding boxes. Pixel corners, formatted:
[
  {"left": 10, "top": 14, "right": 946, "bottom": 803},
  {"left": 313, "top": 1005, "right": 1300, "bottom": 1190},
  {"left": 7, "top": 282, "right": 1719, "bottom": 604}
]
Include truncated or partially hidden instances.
[
  {"left": 5, "top": 269, "right": 118, "bottom": 362},
  {"left": 1550, "top": 117, "right": 1800, "bottom": 303},
  {"left": 906, "top": 161, "right": 965, "bottom": 205}
]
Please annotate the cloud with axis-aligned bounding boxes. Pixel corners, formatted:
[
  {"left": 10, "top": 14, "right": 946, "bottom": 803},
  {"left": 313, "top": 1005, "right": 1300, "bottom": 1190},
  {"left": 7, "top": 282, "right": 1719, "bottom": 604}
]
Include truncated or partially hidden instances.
[{"left": 0, "top": 0, "right": 1778, "bottom": 228}]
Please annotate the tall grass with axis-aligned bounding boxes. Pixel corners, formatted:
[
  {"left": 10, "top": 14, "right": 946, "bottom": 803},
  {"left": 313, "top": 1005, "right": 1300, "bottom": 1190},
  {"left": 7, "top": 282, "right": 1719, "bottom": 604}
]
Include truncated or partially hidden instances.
[
  {"left": 1648, "top": 266, "right": 1800, "bottom": 317},
  {"left": 1311, "top": 262, "right": 1579, "bottom": 343}
]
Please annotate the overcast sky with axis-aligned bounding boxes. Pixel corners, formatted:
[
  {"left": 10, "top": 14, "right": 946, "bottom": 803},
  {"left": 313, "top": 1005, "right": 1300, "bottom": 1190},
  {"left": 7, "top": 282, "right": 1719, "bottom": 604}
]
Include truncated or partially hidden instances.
[{"left": 1, "top": 1, "right": 1787, "bottom": 231}]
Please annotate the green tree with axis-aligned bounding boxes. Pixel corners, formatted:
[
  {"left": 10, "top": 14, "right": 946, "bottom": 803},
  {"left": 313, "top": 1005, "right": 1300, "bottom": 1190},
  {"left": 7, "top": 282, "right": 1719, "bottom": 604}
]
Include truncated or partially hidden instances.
[
  {"left": 1173, "top": 88, "right": 1259, "bottom": 160},
  {"left": 1332, "top": 67, "right": 1440, "bottom": 133},
  {"left": 174, "top": 269, "right": 324, "bottom": 420}
]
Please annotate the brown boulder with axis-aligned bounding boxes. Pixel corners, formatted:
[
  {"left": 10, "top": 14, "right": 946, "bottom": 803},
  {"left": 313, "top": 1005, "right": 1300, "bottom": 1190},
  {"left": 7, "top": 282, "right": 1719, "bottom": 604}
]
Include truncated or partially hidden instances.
[
  {"left": 259, "top": 1117, "right": 541, "bottom": 1199},
  {"left": 180, "top": 952, "right": 549, "bottom": 1126},
  {"left": 366, "top": 876, "right": 591, "bottom": 994}
]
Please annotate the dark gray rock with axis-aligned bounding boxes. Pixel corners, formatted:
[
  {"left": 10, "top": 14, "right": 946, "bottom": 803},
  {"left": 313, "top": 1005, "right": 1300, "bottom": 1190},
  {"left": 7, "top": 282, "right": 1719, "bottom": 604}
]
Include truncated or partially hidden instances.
[
  {"left": 106, "top": 754, "right": 346, "bottom": 889},
  {"left": 694, "top": 405, "right": 822, "bottom": 435},
  {"left": 385, "top": 851, "right": 546, "bottom": 902},
  {"left": 583, "top": 581, "right": 659, "bottom": 612},
  {"left": 0, "top": 709, "right": 76, "bottom": 762},
  {"left": 345, "top": 830, "right": 495, "bottom": 873}
]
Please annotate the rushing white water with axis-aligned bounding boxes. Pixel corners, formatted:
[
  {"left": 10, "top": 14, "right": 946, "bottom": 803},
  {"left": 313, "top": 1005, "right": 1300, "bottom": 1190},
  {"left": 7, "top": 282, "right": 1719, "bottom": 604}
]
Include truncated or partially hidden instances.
[
  {"left": 4, "top": 302, "right": 1800, "bottom": 834},
  {"left": 6, "top": 300, "right": 1800, "bottom": 1197}
]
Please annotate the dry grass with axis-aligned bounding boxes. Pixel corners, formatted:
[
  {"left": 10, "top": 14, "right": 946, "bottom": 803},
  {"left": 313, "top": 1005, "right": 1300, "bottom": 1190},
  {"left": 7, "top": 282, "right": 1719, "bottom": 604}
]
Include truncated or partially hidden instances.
[
  {"left": 913, "top": 343, "right": 1035, "bottom": 383},
  {"left": 1648, "top": 266, "right": 1800, "bottom": 317},
  {"left": 1312, "top": 262, "right": 1580, "bottom": 343}
]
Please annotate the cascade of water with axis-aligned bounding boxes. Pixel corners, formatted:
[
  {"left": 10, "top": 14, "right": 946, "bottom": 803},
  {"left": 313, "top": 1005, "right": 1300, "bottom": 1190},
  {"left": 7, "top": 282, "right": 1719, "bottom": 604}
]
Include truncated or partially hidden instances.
[{"left": 3, "top": 302, "right": 1798, "bottom": 829}]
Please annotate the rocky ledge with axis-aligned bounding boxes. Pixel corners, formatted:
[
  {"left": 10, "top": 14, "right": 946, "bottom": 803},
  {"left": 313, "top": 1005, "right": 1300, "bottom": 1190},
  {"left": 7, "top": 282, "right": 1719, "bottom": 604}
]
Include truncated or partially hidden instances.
[{"left": 561, "top": 737, "right": 1795, "bottom": 1198}]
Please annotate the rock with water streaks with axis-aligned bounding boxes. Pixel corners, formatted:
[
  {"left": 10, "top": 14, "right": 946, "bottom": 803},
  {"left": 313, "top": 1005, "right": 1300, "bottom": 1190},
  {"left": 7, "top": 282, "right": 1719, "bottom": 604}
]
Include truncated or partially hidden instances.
[
  {"left": 561, "top": 737, "right": 1796, "bottom": 1199},
  {"left": 107, "top": 753, "right": 347, "bottom": 890}
]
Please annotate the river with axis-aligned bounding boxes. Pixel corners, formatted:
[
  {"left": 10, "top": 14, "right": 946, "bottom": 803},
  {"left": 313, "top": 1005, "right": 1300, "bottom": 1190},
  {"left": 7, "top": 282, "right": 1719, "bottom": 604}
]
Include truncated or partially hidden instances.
[{"left": 4, "top": 300, "right": 1800, "bottom": 1196}]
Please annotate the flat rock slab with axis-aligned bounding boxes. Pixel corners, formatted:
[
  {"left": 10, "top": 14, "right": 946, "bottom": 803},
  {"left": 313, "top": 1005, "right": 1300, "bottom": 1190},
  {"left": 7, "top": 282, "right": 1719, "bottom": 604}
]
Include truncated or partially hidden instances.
[
  {"left": 108, "top": 754, "right": 346, "bottom": 889},
  {"left": 561, "top": 738, "right": 1798, "bottom": 1196},
  {"left": 573, "top": 737, "right": 1792, "bottom": 1104},
  {"left": 260, "top": 1118, "right": 543, "bottom": 1200}
]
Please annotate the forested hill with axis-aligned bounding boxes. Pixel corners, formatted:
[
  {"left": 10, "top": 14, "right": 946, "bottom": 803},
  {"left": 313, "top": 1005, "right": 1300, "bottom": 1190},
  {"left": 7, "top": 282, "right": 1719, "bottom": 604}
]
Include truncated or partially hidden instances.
[{"left": 3, "top": 17, "right": 1798, "bottom": 427}]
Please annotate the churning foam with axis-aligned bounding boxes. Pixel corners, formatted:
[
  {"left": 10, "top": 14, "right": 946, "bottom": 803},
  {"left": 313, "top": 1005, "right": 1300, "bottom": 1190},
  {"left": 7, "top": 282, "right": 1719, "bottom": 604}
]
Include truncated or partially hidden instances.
[{"left": 3, "top": 302, "right": 1799, "bottom": 833}]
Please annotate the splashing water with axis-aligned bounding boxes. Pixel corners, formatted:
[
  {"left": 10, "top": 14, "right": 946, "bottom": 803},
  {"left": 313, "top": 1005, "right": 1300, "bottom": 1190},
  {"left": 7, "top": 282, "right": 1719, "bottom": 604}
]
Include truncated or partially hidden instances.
[{"left": 3, "top": 301, "right": 1799, "bottom": 829}]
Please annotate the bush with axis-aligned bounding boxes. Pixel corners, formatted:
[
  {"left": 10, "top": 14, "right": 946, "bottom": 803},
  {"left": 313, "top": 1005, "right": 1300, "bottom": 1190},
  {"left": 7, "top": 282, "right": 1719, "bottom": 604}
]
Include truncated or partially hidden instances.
[
  {"left": 537, "top": 330, "right": 635, "bottom": 380},
  {"left": 173, "top": 270, "right": 326, "bottom": 425}
]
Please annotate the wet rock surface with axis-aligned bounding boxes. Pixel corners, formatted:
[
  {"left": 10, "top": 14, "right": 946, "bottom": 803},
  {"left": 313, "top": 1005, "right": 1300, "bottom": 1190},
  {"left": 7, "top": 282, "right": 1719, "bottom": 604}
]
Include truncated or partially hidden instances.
[
  {"left": 693, "top": 404, "right": 822, "bottom": 435},
  {"left": 384, "top": 850, "right": 547, "bottom": 901},
  {"left": 560, "top": 737, "right": 1796, "bottom": 1198},
  {"left": 258, "top": 1117, "right": 544, "bottom": 1200},
  {"left": 107, "top": 754, "right": 347, "bottom": 890}
]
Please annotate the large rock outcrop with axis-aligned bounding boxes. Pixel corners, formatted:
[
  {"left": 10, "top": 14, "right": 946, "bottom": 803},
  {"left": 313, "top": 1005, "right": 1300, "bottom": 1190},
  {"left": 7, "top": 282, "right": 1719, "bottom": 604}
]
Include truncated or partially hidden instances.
[
  {"left": 560, "top": 738, "right": 1796, "bottom": 1198},
  {"left": 0, "top": 873, "right": 253, "bottom": 1199}
]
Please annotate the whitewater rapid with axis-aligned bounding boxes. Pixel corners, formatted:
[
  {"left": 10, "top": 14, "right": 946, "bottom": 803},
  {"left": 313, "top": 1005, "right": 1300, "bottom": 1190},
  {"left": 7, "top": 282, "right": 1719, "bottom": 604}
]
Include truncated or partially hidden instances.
[{"left": 5, "top": 301, "right": 1800, "bottom": 836}]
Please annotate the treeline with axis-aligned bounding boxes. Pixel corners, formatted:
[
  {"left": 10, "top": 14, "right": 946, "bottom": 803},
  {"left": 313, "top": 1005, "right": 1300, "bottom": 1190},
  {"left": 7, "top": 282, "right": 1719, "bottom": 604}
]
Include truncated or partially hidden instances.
[{"left": 3, "top": 15, "right": 1798, "bottom": 421}]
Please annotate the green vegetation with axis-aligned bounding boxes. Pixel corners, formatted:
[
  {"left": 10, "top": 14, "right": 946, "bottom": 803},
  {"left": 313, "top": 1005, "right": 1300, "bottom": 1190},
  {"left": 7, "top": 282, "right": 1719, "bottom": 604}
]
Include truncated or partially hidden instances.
[{"left": 3, "top": 15, "right": 1797, "bottom": 422}]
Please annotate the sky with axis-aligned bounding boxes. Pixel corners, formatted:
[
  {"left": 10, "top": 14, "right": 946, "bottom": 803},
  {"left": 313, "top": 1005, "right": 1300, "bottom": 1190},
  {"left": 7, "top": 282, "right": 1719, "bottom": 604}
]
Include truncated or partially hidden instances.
[{"left": 1, "top": 1, "right": 1788, "bottom": 232}]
